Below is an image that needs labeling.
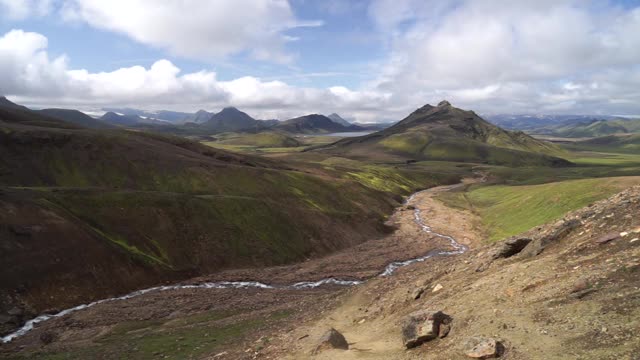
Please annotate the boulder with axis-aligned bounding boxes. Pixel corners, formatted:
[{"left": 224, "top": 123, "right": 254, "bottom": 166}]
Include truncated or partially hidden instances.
[
  {"left": 595, "top": 232, "right": 620, "bottom": 244},
  {"left": 411, "top": 287, "right": 425, "bottom": 300},
  {"left": 312, "top": 328, "right": 349, "bottom": 354},
  {"left": 401, "top": 310, "right": 452, "bottom": 349},
  {"left": 463, "top": 337, "right": 503, "bottom": 358},
  {"left": 520, "top": 219, "right": 580, "bottom": 257},
  {"left": 492, "top": 238, "right": 532, "bottom": 259}
]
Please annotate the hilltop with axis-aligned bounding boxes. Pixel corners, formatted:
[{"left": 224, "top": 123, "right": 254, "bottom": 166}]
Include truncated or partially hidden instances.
[
  {"left": 327, "top": 113, "right": 351, "bottom": 126},
  {"left": 274, "top": 114, "right": 363, "bottom": 134},
  {"left": 317, "top": 101, "right": 571, "bottom": 166}
]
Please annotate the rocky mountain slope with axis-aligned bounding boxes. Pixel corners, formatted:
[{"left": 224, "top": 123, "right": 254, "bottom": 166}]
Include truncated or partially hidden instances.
[
  {"left": 318, "top": 101, "right": 572, "bottom": 166},
  {"left": 4, "top": 180, "right": 638, "bottom": 359},
  {"left": 261, "top": 185, "right": 640, "bottom": 359},
  {"left": 327, "top": 113, "right": 350, "bottom": 127}
]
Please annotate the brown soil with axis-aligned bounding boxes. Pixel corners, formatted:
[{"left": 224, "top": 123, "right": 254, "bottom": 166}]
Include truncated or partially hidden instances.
[
  {"left": 4, "top": 184, "right": 639, "bottom": 360},
  {"left": 0, "top": 182, "right": 481, "bottom": 359},
  {"left": 261, "top": 186, "right": 640, "bottom": 360}
]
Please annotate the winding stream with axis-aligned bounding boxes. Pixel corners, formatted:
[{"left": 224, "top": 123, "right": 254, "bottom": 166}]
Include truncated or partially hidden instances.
[{"left": 2, "top": 188, "right": 468, "bottom": 343}]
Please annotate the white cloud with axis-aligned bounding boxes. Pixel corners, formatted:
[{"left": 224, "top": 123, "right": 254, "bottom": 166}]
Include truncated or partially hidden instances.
[
  {"left": 3, "top": 1, "right": 640, "bottom": 120},
  {"left": 0, "top": 0, "right": 51, "bottom": 19},
  {"left": 60, "top": 0, "right": 321, "bottom": 63},
  {"left": 0, "top": 29, "right": 390, "bottom": 121},
  {"left": 369, "top": 0, "right": 640, "bottom": 115}
]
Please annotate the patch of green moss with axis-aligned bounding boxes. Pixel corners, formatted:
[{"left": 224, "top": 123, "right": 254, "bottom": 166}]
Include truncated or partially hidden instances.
[
  {"left": 379, "top": 132, "right": 429, "bottom": 153},
  {"left": 10, "top": 310, "right": 293, "bottom": 360},
  {"left": 438, "top": 177, "right": 639, "bottom": 242},
  {"left": 89, "top": 225, "right": 171, "bottom": 267}
]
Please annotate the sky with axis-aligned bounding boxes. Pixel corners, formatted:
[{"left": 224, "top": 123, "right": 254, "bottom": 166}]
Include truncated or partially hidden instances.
[{"left": 1, "top": 0, "right": 640, "bottom": 122}]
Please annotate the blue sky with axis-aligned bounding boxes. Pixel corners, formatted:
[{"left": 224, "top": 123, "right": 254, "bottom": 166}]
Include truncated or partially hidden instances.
[{"left": 1, "top": 0, "right": 640, "bottom": 122}]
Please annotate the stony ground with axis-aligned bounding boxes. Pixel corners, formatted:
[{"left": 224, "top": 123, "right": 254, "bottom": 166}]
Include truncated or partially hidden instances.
[
  {"left": 260, "top": 186, "right": 640, "bottom": 359},
  {"left": 2, "top": 183, "right": 639, "bottom": 359}
]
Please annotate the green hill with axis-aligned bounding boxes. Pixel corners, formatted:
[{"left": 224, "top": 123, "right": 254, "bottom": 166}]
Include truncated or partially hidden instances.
[
  {"left": 317, "top": 101, "right": 571, "bottom": 166},
  {"left": 531, "top": 118, "right": 640, "bottom": 138},
  {"left": 566, "top": 133, "right": 640, "bottom": 154},
  {"left": 274, "top": 114, "right": 362, "bottom": 134},
  {"left": 0, "top": 105, "right": 452, "bottom": 320},
  {"left": 218, "top": 132, "right": 302, "bottom": 148}
]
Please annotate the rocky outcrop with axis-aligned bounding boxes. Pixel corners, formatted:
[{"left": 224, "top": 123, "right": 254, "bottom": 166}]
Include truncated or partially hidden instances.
[
  {"left": 462, "top": 337, "right": 503, "bottom": 358},
  {"left": 492, "top": 237, "right": 531, "bottom": 259},
  {"left": 312, "top": 328, "right": 349, "bottom": 354},
  {"left": 401, "top": 310, "right": 451, "bottom": 349},
  {"left": 520, "top": 218, "right": 580, "bottom": 257},
  {"left": 411, "top": 287, "right": 425, "bottom": 300}
]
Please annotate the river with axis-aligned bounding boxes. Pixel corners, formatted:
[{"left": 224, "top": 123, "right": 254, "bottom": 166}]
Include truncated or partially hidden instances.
[{"left": 1, "top": 187, "right": 468, "bottom": 343}]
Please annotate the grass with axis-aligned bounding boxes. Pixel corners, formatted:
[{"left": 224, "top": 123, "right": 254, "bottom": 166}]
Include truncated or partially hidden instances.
[
  {"left": 9, "top": 309, "right": 292, "bottom": 360},
  {"left": 200, "top": 132, "right": 341, "bottom": 155},
  {"left": 438, "top": 177, "right": 640, "bottom": 242}
]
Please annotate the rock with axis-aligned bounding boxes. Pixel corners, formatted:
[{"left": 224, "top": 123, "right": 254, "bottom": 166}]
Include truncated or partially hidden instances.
[
  {"left": 571, "top": 288, "right": 596, "bottom": 299},
  {"left": 401, "top": 310, "right": 452, "bottom": 349},
  {"left": 520, "top": 219, "right": 580, "bottom": 257},
  {"left": 595, "top": 232, "right": 620, "bottom": 244},
  {"left": 438, "top": 323, "right": 451, "bottom": 338},
  {"left": 463, "top": 337, "right": 503, "bottom": 358},
  {"left": 631, "top": 238, "right": 639, "bottom": 243},
  {"left": 475, "top": 262, "right": 490, "bottom": 273},
  {"left": 570, "top": 278, "right": 590, "bottom": 293},
  {"left": 432, "top": 284, "right": 443, "bottom": 292},
  {"left": 411, "top": 287, "right": 425, "bottom": 300},
  {"left": 312, "top": 328, "right": 349, "bottom": 354},
  {"left": 492, "top": 238, "right": 532, "bottom": 259}
]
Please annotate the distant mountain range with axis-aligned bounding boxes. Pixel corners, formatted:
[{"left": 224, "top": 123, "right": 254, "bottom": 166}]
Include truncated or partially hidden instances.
[
  {"left": 485, "top": 114, "right": 625, "bottom": 131},
  {"left": 527, "top": 118, "right": 640, "bottom": 138},
  {"left": 100, "top": 106, "right": 370, "bottom": 134},
  {"left": 5, "top": 96, "right": 637, "bottom": 140}
]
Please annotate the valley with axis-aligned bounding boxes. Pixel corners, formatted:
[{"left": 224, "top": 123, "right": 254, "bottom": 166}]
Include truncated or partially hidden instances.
[
  {"left": 2, "top": 3, "right": 640, "bottom": 359},
  {"left": 0, "top": 98, "right": 639, "bottom": 359}
]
